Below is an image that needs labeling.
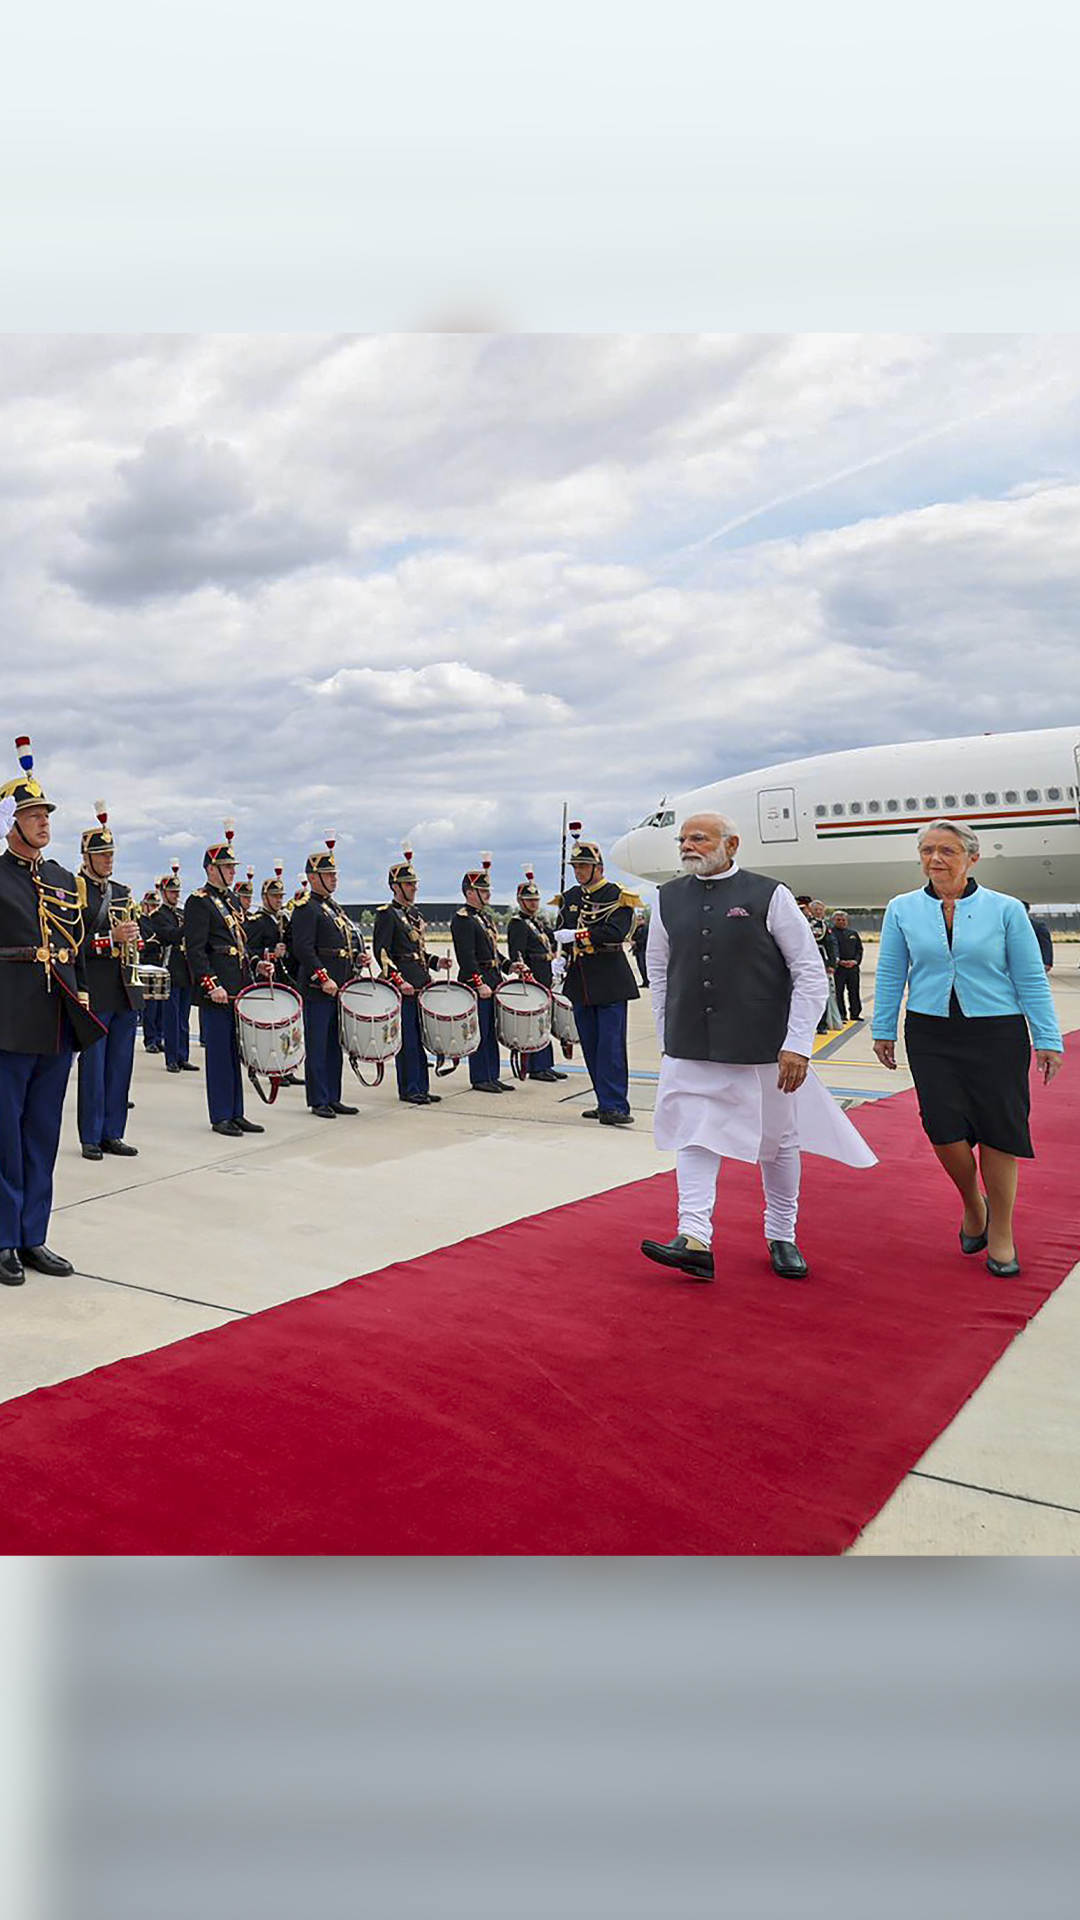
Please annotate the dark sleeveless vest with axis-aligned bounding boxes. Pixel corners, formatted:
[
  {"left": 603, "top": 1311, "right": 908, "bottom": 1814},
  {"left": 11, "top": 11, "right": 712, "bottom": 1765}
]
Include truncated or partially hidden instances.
[{"left": 658, "top": 869, "right": 792, "bottom": 1064}]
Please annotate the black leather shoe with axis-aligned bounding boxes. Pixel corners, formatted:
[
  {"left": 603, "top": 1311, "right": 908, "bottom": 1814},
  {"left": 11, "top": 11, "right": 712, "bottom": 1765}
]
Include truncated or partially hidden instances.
[
  {"left": 529, "top": 1070, "right": 562, "bottom": 1082},
  {"left": 768, "top": 1239, "right": 810, "bottom": 1279},
  {"left": 81, "top": 1143, "right": 103, "bottom": 1160},
  {"left": 330, "top": 1102, "right": 359, "bottom": 1115},
  {"left": 550, "top": 1070, "right": 569, "bottom": 1079},
  {"left": 234, "top": 1117, "right": 265, "bottom": 1133},
  {"left": 166, "top": 1063, "right": 181, "bottom": 1073},
  {"left": 581, "top": 1107, "right": 601, "bottom": 1119},
  {"left": 212, "top": 1120, "right": 243, "bottom": 1136},
  {"left": 472, "top": 1081, "right": 503, "bottom": 1093},
  {"left": 422, "top": 1092, "right": 441, "bottom": 1103},
  {"left": 987, "top": 1253, "right": 1022, "bottom": 1277},
  {"left": 640, "top": 1235, "right": 714, "bottom": 1281},
  {"left": 0, "top": 1249, "right": 25, "bottom": 1286},
  {"left": 180, "top": 1062, "right": 200, "bottom": 1072},
  {"left": 401, "top": 1092, "right": 427, "bottom": 1105},
  {"left": 599, "top": 1111, "right": 634, "bottom": 1126},
  {"left": 102, "top": 1139, "right": 138, "bottom": 1157},
  {"left": 960, "top": 1197, "right": 989, "bottom": 1255},
  {"left": 311, "top": 1104, "right": 337, "bottom": 1118},
  {"left": 20, "top": 1244, "right": 75, "bottom": 1277}
]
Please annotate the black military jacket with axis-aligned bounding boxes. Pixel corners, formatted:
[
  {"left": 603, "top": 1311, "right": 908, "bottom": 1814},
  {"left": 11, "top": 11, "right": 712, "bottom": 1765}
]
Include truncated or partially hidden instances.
[
  {"left": 183, "top": 884, "right": 254, "bottom": 1005},
  {"left": 78, "top": 874, "right": 144, "bottom": 1016},
  {"left": 373, "top": 901, "right": 433, "bottom": 993},
  {"left": 833, "top": 926, "right": 864, "bottom": 965},
  {"left": 288, "top": 896, "right": 365, "bottom": 996},
  {"left": 555, "top": 880, "right": 640, "bottom": 1008},
  {"left": 0, "top": 848, "right": 104, "bottom": 1054},
  {"left": 451, "top": 905, "right": 507, "bottom": 992},
  {"left": 507, "top": 912, "right": 555, "bottom": 989},
  {"left": 147, "top": 903, "right": 189, "bottom": 989},
  {"left": 247, "top": 907, "right": 292, "bottom": 977}
]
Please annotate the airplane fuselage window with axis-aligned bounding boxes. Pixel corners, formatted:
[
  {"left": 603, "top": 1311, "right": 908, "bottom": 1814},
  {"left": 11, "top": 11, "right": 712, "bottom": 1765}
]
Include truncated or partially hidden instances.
[
  {"left": 904, "top": 797, "right": 918, "bottom": 811},
  {"left": 814, "top": 804, "right": 827, "bottom": 818},
  {"left": 886, "top": 798, "right": 900, "bottom": 812},
  {"left": 1048, "top": 786, "right": 1062, "bottom": 801},
  {"left": 1025, "top": 789, "right": 1040, "bottom": 802},
  {"left": 923, "top": 796, "right": 938, "bottom": 810},
  {"left": 849, "top": 801, "right": 863, "bottom": 814},
  {"left": 867, "top": 800, "right": 882, "bottom": 813},
  {"left": 1004, "top": 789, "right": 1019, "bottom": 803},
  {"left": 983, "top": 792, "right": 998, "bottom": 804},
  {"left": 831, "top": 803, "right": 845, "bottom": 816},
  {"left": 963, "top": 792, "right": 978, "bottom": 806},
  {"left": 942, "top": 793, "right": 957, "bottom": 808}
]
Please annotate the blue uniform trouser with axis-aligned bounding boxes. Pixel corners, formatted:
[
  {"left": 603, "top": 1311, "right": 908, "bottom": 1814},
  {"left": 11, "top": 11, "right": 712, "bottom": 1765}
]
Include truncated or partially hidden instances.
[
  {"left": 573, "top": 1002, "right": 630, "bottom": 1115},
  {"left": 142, "top": 997, "right": 164, "bottom": 1049},
  {"left": 163, "top": 985, "right": 192, "bottom": 1067},
  {"left": 303, "top": 993, "right": 344, "bottom": 1109},
  {"left": 77, "top": 1007, "right": 138, "bottom": 1144},
  {"left": 527, "top": 1041, "right": 555, "bottom": 1076},
  {"left": 202, "top": 1002, "right": 244, "bottom": 1124},
  {"left": 395, "top": 995, "right": 430, "bottom": 1099},
  {"left": 0, "top": 1046, "right": 74, "bottom": 1248},
  {"left": 468, "top": 995, "right": 502, "bottom": 1086}
]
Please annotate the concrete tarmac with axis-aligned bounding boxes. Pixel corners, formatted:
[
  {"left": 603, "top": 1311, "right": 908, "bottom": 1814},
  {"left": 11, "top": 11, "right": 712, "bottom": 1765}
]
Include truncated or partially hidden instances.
[{"left": 3, "top": 946, "right": 1078, "bottom": 1554}]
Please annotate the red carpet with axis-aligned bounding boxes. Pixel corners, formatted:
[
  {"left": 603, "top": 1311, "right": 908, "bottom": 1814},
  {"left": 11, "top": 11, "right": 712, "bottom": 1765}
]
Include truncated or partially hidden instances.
[{"left": 1, "top": 1078, "right": 1078, "bottom": 1554}]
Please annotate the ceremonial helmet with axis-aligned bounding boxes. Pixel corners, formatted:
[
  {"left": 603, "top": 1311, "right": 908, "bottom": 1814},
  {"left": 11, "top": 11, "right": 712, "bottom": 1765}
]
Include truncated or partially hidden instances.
[
  {"left": 262, "top": 859, "right": 285, "bottom": 904},
  {"left": 462, "top": 853, "right": 493, "bottom": 894},
  {"left": 1, "top": 735, "right": 55, "bottom": 815},
  {"left": 159, "top": 860, "right": 181, "bottom": 896},
  {"left": 569, "top": 821, "right": 603, "bottom": 868},
  {"left": 516, "top": 864, "right": 540, "bottom": 904},
  {"left": 80, "top": 798, "right": 115, "bottom": 859},
  {"left": 389, "top": 843, "right": 417, "bottom": 888},
  {"left": 235, "top": 865, "right": 255, "bottom": 903},
  {"left": 204, "top": 818, "right": 238, "bottom": 870},
  {"left": 306, "top": 834, "right": 337, "bottom": 877}
]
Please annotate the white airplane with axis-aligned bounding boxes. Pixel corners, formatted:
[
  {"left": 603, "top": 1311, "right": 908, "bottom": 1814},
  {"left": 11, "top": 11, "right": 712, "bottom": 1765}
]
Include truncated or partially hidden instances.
[{"left": 610, "top": 725, "right": 1080, "bottom": 907}]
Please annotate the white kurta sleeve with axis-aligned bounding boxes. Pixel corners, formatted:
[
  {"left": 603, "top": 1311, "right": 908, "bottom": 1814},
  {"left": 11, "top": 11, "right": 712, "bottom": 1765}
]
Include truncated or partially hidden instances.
[
  {"left": 766, "top": 885, "right": 828, "bottom": 1055},
  {"left": 646, "top": 908, "right": 669, "bottom": 1051}
]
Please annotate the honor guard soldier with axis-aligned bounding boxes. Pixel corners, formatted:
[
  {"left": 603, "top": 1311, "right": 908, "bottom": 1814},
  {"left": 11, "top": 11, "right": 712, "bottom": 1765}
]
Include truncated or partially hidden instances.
[
  {"left": 248, "top": 862, "right": 302, "bottom": 1086},
  {"left": 507, "top": 867, "right": 567, "bottom": 1082},
  {"left": 0, "top": 737, "right": 105, "bottom": 1284},
  {"left": 139, "top": 888, "right": 166, "bottom": 1053},
  {"left": 373, "top": 847, "right": 447, "bottom": 1107},
  {"left": 150, "top": 864, "right": 198, "bottom": 1074},
  {"left": 76, "top": 802, "right": 144, "bottom": 1160},
  {"left": 235, "top": 867, "right": 256, "bottom": 926},
  {"left": 554, "top": 828, "right": 640, "bottom": 1125},
  {"left": 184, "top": 820, "right": 265, "bottom": 1138},
  {"left": 288, "top": 837, "right": 365, "bottom": 1118},
  {"left": 451, "top": 855, "right": 516, "bottom": 1092}
]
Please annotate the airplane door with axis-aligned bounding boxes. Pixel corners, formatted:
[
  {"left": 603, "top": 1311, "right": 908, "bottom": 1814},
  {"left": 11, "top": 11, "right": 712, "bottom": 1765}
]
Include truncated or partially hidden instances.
[{"left": 758, "top": 787, "right": 799, "bottom": 843}]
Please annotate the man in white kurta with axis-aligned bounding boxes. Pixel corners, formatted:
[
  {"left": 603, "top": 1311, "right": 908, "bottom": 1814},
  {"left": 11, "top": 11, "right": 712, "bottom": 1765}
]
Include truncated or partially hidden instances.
[{"left": 641, "top": 814, "right": 876, "bottom": 1281}]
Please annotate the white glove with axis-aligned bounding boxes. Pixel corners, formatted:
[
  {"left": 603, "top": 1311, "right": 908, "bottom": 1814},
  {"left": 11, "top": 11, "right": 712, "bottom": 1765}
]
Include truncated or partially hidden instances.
[{"left": 554, "top": 928, "right": 575, "bottom": 947}]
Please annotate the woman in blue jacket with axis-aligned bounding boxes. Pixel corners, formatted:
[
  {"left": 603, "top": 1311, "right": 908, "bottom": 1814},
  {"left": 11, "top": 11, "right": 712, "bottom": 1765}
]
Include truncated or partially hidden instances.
[{"left": 872, "top": 820, "right": 1064, "bottom": 1277}]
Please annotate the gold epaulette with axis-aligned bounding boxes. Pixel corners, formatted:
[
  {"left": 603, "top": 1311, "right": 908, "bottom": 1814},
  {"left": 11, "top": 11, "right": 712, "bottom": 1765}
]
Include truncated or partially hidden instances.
[
  {"left": 619, "top": 889, "right": 644, "bottom": 910},
  {"left": 76, "top": 874, "right": 88, "bottom": 909},
  {"left": 454, "top": 905, "right": 469, "bottom": 917},
  {"left": 548, "top": 893, "right": 563, "bottom": 907}
]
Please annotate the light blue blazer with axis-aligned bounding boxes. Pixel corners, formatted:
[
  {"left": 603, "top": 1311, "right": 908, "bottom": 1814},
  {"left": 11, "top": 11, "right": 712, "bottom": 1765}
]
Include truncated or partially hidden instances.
[{"left": 872, "top": 884, "right": 1063, "bottom": 1051}]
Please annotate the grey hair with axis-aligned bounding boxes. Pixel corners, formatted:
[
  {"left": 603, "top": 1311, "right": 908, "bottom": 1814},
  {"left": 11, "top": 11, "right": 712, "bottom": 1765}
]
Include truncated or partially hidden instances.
[
  {"left": 679, "top": 811, "right": 739, "bottom": 839},
  {"left": 916, "top": 817, "right": 980, "bottom": 857}
]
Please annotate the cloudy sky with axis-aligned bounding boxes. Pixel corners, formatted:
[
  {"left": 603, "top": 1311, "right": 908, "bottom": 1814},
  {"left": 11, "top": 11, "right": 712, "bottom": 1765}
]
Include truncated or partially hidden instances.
[{"left": 3, "top": 333, "right": 1078, "bottom": 899}]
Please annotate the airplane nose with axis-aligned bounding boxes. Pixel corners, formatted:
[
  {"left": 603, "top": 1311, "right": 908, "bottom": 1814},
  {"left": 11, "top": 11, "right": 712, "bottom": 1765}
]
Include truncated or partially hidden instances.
[{"left": 609, "top": 829, "right": 634, "bottom": 871}]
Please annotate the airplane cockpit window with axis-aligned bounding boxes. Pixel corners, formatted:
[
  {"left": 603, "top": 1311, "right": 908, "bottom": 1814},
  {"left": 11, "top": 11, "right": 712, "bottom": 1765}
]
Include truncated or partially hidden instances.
[
  {"left": 885, "top": 798, "right": 900, "bottom": 812},
  {"left": 983, "top": 791, "right": 998, "bottom": 805},
  {"left": 963, "top": 792, "right": 978, "bottom": 806},
  {"left": 831, "top": 803, "right": 845, "bottom": 816},
  {"left": 849, "top": 801, "right": 863, "bottom": 815},
  {"left": 1004, "top": 789, "right": 1019, "bottom": 804},
  {"left": 1047, "top": 786, "right": 1062, "bottom": 801},
  {"left": 1026, "top": 788, "right": 1041, "bottom": 802},
  {"left": 942, "top": 793, "right": 957, "bottom": 808},
  {"left": 636, "top": 809, "right": 676, "bottom": 829},
  {"left": 867, "top": 799, "right": 882, "bottom": 813}
]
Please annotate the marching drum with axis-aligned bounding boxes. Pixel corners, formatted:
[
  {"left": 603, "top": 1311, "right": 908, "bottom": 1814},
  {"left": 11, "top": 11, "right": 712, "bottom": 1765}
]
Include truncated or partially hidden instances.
[
  {"left": 338, "top": 976, "right": 402, "bottom": 1087},
  {"left": 133, "top": 962, "right": 171, "bottom": 1001},
  {"left": 234, "top": 982, "right": 305, "bottom": 1104},
  {"left": 418, "top": 980, "right": 480, "bottom": 1075},
  {"left": 494, "top": 978, "right": 552, "bottom": 1079},
  {"left": 550, "top": 991, "right": 576, "bottom": 1059}
]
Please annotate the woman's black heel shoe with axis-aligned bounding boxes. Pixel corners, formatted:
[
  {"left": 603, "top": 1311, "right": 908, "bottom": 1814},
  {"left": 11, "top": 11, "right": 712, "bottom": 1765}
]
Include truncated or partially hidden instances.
[
  {"left": 959, "top": 1197, "right": 989, "bottom": 1256},
  {"left": 987, "top": 1252, "right": 1021, "bottom": 1277}
]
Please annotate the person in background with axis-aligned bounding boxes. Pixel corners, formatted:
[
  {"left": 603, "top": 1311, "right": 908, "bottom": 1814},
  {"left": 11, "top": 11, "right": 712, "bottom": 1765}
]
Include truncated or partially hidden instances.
[
  {"left": 1022, "top": 903, "right": 1054, "bottom": 972},
  {"left": 831, "top": 911, "right": 864, "bottom": 1020},
  {"left": 873, "top": 821, "right": 1064, "bottom": 1278},
  {"left": 631, "top": 908, "right": 650, "bottom": 987}
]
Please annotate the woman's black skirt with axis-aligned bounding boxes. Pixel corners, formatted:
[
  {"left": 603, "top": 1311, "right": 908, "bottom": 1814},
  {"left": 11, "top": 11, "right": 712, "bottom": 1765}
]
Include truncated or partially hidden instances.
[{"left": 904, "top": 1008, "right": 1033, "bottom": 1156}]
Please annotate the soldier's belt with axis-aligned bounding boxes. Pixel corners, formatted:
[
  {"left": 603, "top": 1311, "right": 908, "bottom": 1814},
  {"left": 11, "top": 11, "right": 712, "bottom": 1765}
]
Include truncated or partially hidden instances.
[{"left": 1, "top": 945, "right": 75, "bottom": 964}]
